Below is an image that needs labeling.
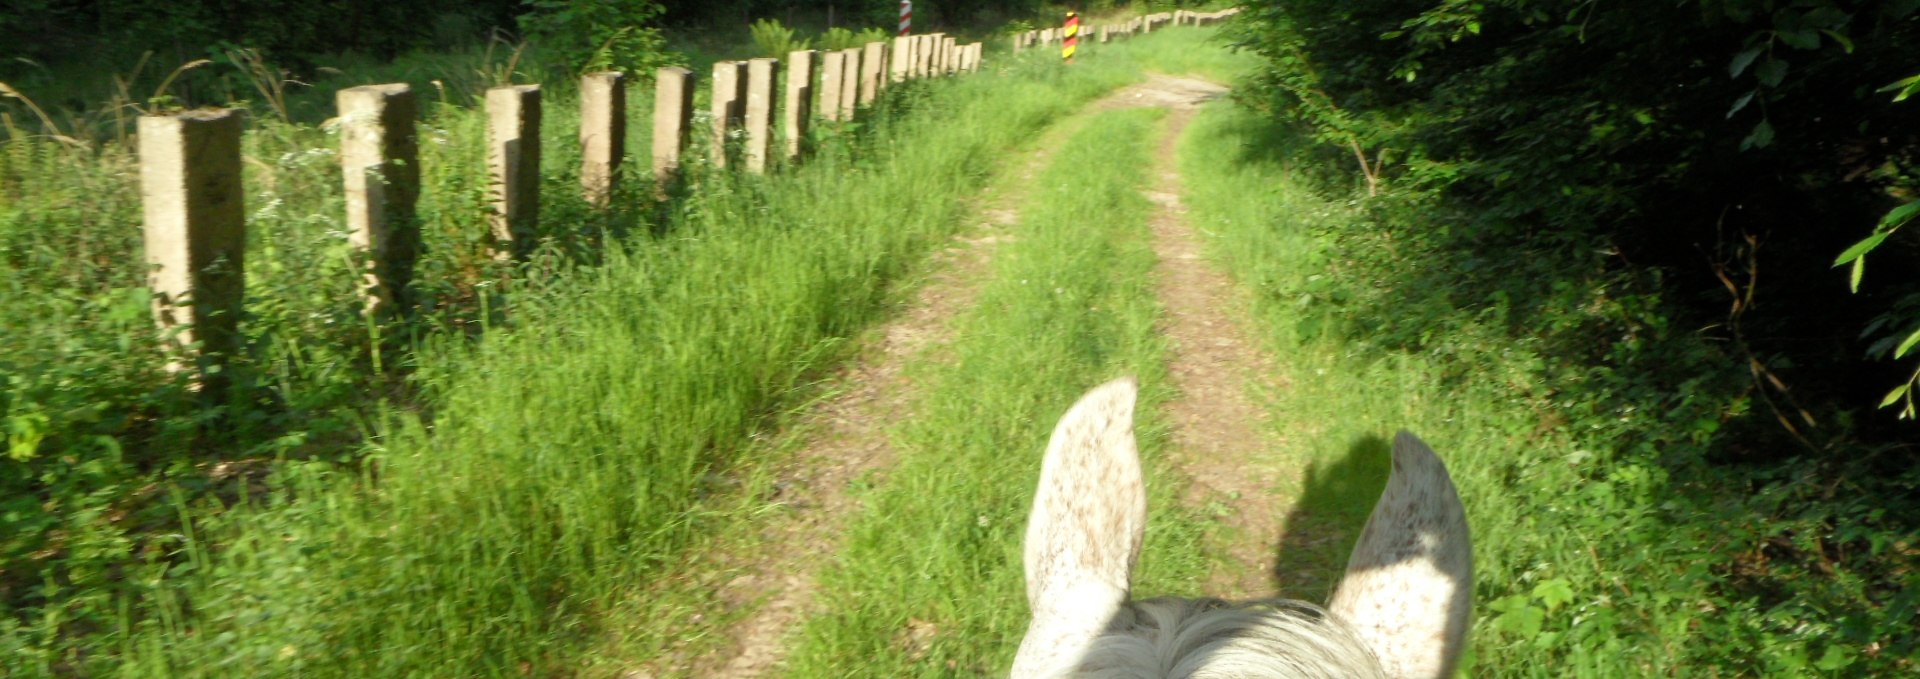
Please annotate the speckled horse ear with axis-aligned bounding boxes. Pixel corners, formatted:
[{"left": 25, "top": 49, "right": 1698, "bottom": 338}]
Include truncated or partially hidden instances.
[
  {"left": 1013, "top": 378, "right": 1146, "bottom": 679},
  {"left": 1327, "top": 431, "right": 1475, "bottom": 679}
]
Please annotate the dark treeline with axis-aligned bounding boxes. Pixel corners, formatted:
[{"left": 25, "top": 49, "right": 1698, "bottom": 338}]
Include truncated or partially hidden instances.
[
  {"left": 2, "top": 0, "right": 1147, "bottom": 69},
  {"left": 1235, "top": 0, "right": 1920, "bottom": 447}
]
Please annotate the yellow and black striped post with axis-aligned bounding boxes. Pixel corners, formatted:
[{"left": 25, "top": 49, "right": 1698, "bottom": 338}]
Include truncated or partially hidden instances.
[{"left": 1063, "top": 11, "right": 1079, "bottom": 63}]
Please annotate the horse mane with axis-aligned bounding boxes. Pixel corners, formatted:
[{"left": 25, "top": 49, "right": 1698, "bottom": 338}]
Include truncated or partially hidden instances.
[{"left": 1039, "top": 597, "right": 1386, "bottom": 679}]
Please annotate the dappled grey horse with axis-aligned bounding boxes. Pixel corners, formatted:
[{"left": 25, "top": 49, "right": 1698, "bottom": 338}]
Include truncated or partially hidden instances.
[{"left": 1013, "top": 378, "right": 1473, "bottom": 678}]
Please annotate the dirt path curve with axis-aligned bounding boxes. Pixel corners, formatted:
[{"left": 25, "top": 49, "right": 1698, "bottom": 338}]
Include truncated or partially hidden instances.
[
  {"left": 636, "top": 106, "right": 1104, "bottom": 679},
  {"left": 1104, "top": 74, "right": 1295, "bottom": 599}
]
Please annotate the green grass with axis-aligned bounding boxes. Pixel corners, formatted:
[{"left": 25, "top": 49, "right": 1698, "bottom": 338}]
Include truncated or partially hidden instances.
[
  {"left": 786, "top": 106, "right": 1210, "bottom": 677},
  {"left": 0, "top": 30, "right": 1217, "bottom": 677},
  {"left": 1177, "top": 100, "right": 1919, "bottom": 676}
]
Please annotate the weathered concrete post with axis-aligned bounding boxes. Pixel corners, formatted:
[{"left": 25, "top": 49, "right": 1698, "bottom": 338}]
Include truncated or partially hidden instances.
[
  {"left": 337, "top": 84, "right": 420, "bottom": 316},
  {"left": 916, "top": 34, "right": 935, "bottom": 77},
  {"left": 783, "top": 50, "right": 816, "bottom": 161},
  {"left": 891, "top": 36, "right": 912, "bottom": 82},
  {"left": 743, "top": 57, "right": 779, "bottom": 174},
  {"left": 837, "top": 48, "right": 860, "bottom": 119},
  {"left": 819, "top": 50, "right": 846, "bottom": 122},
  {"left": 860, "top": 41, "right": 886, "bottom": 106},
  {"left": 579, "top": 71, "right": 626, "bottom": 208},
  {"left": 710, "top": 61, "right": 746, "bottom": 168},
  {"left": 486, "top": 84, "right": 540, "bottom": 261},
  {"left": 652, "top": 66, "right": 695, "bottom": 187},
  {"left": 140, "top": 109, "right": 246, "bottom": 391}
]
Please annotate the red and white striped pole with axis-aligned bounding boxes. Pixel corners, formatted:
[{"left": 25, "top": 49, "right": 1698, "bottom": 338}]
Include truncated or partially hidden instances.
[{"left": 899, "top": 0, "right": 912, "bottom": 36}]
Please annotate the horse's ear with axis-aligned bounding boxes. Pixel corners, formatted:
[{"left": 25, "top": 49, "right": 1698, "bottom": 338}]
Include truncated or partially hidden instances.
[
  {"left": 1012, "top": 377, "right": 1147, "bottom": 678},
  {"left": 1327, "top": 431, "right": 1474, "bottom": 679}
]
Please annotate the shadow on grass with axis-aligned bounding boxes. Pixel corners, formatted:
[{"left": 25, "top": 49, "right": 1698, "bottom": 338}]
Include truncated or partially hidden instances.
[{"left": 1268, "top": 433, "right": 1391, "bottom": 602}]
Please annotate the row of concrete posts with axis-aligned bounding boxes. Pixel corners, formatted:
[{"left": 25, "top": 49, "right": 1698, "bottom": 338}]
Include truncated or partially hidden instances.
[
  {"left": 693, "top": 34, "right": 982, "bottom": 174},
  {"left": 1013, "top": 8, "right": 1238, "bottom": 52},
  {"left": 138, "top": 34, "right": 984, "bottom": 390}
]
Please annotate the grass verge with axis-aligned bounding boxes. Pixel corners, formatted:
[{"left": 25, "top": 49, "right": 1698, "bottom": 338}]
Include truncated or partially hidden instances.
[{"left": 1179, "top": 100, "right": 1919, "bottom": 675}]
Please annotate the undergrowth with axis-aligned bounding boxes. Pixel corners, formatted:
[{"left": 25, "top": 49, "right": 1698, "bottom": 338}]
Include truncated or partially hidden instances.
[{"left": 1178, "top": 102, "right": 1919, "bottom": 676}]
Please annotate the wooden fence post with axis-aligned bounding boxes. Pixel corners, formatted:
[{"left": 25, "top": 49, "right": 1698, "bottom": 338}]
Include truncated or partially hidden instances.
[
  {"left": 652, "top": 66, "right": 695, "bottom": 188},
  {"left": 139, "top": 108, "right": 246, "bottom": 393},
  {"left": 784, "top": 50, "right": 816, "bottom": 161},
  {"left": 337, "top": 83, "right": 420, "bottom": 316},
  {"left": 579, "top": 71, "right": 626, "bottom": 208},
  {"left": 743, "top": 57, "right": 779, "bottom": 174},
  {"left": 486, "top": 84, "right": 541, "bottom": 260}
]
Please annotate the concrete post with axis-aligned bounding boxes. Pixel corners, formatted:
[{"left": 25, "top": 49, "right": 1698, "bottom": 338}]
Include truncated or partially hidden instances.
[
  {"left": 652, "top": 66, "right": 695, "bottom": 187},
  {"left": 710, "top": 61, "right": 746, "bottom": 168},
  {"left": 838, "top": 48, "right": 860, "bottom": 119},
  {"left": 486, "top": 84, "right": 541, "bottom": 260},
  {"left": 743, "top": 57, "right": 778, "bottom": 174},
  {"left": 819, "top": 50, "right": 846, "bottom": 122},
  {"left": 891, "top": 36, "right": 912, "bottom": 83},
  {"left": 1098, "top": 26, "right": 1109, "bottom": 43},
  {"left": 783, "top": 50, "right": 815, "bottom": 161},
  {"left": 579, "top": 71, "right": 626, "bottom": 208},
  {"left": 916, "top": 34, "right": 935, "bottom": 77},
  {"left": 860, "top": 41, "right": 886, "bottom": 106},
  {"left": 139, "top": 109, "right": 246, "bottom": 391},
  {"left": 337, "top": 83, "right": 420, "bottom": 317}
]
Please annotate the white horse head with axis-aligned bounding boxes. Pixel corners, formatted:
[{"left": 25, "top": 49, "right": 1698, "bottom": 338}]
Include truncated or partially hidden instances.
[{"left": 1013, "top": 378, "right": 1473, "bottom": 678}]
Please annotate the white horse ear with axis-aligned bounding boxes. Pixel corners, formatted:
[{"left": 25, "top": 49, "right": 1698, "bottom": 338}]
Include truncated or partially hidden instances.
[
  {"left": 1327, "top": 431, "right": 1474, "bottom": 679},
  {"left": 1013, "top": 377, "right": 1147, "bottom": 678}
]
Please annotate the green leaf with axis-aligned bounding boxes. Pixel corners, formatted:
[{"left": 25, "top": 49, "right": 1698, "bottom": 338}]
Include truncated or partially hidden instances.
[
  {"left": 1833, "top": 232, "right": 1889, "bottom": 267},
  {"left": 1741, "top": 119, "right": 1775, "bottom": 150},
  {"left": 1819, "top": 29, "right": 1854, "bottom": 54},
  {"left": 1756, "top": 59, "right": 1788, "bottom": 87},
  {"left": 1532, "top": 579, "right": 1575, "bottom": 612},
  {"left": 1727, "top": 91, "right": 1755, "bottom": 119},
  {"left": 1489, "top": 595, "right": 1546, "bottom": 639},
  {"left": 1878, "top": 74, "right": 1920, "bottom": 102},
  {"left": 1777, "top": 28, "right": 1820, "bottom": 50},
  {"left": 1879, "top": 382, "right": 1910, "bottom": 408},
  {"left": 1878, "top": 200, "right": 1920, "bottom": 229},
  {"left": 1895, "top": 327, "right": 1920, "bottom": 359},
  {"left": 1814, "top": 644, "right": 1855, "bottom": 671},
  {"left": 1728, "top": 47, "right": 1762, "bottom": 78},
  {"left": 1851, "top": 257, "right": 1866, "bottom": 293}
]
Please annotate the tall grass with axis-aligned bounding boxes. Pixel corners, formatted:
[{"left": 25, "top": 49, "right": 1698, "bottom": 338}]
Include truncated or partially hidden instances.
[
  {"left": 786, "top": 107, "right": 1211, "bottom": 676},
  {"left": 1, "top": 48, "right": 1161, "bottom": 678}
]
